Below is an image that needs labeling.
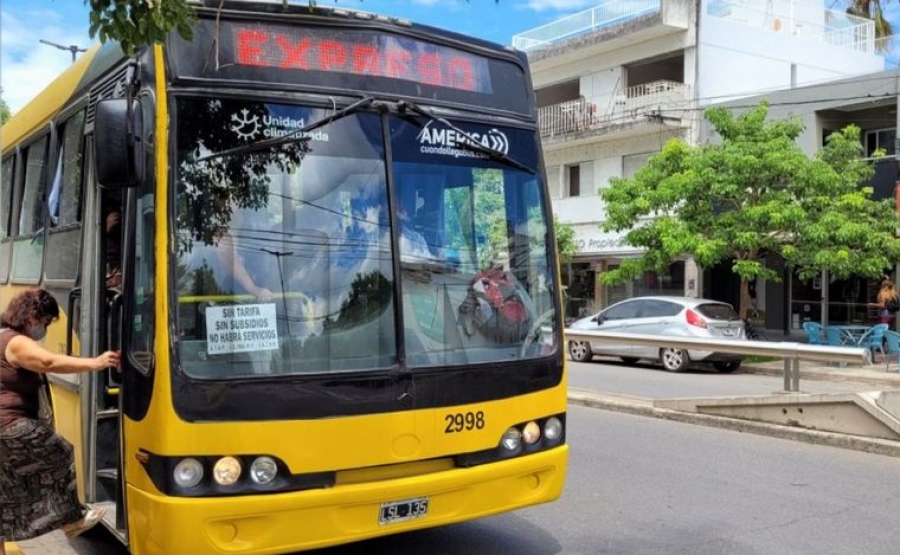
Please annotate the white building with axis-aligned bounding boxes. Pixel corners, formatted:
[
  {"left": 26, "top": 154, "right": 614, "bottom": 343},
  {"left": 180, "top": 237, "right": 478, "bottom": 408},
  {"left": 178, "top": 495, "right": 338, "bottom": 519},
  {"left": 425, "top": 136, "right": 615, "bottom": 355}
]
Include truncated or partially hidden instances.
[{"left": 512, "top": 0, "right": 885, "bottom": 320}]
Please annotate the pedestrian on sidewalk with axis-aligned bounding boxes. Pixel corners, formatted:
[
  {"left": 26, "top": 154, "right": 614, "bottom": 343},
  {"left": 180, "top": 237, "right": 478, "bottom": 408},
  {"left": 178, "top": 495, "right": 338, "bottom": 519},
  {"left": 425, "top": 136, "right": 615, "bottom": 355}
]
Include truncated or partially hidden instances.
[
  {"left": 0, "top": 289, "right": 120, "bottom": 555},
  {"left": 871, "top": 279, "right": 899, "bottom": 325}
]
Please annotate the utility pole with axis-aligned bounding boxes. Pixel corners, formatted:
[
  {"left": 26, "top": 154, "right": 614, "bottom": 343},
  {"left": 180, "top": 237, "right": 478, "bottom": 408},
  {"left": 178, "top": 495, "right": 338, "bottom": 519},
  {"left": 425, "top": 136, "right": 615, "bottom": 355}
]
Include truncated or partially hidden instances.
[{"left": 39, "top": 39, "right": 87, "bottom": 63}]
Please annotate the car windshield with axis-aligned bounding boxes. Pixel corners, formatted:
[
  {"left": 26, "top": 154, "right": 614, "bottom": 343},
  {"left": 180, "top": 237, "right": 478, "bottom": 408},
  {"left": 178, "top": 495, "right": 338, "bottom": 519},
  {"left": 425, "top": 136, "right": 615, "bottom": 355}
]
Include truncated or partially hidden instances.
[{"left": 173, "top": 97, "right": 559, "bottom": 378}]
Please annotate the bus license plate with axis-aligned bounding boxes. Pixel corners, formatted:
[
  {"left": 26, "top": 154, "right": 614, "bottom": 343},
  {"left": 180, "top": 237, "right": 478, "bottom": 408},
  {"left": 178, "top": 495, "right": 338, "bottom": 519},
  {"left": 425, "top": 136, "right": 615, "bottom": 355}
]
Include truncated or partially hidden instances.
[{"left": 379, "top": 497, "right": 429, "bottom": 525}]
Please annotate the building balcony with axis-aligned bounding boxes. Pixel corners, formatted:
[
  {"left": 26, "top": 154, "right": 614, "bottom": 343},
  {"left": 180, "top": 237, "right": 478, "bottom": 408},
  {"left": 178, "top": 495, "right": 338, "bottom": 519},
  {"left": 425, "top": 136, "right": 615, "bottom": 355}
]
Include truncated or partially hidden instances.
[
  {"left": 513, "top": 0, "right": 874, "bottom": 63},
  {"left": 538, "top": 80, "right": 691, "bottom": 141},
  {"left": 512, "top": 0, "right": 665, "bottom": 52},
  {"left": 707, "top": 0, "right": 875, "bottom": 54}
]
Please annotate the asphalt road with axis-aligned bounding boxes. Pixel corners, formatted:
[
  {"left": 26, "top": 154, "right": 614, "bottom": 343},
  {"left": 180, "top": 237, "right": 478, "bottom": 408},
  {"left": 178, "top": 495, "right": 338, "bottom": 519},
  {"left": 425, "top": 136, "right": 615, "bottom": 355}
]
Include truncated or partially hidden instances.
[{"left": 32, "top": 404, "right": 900, "bottom": 555}]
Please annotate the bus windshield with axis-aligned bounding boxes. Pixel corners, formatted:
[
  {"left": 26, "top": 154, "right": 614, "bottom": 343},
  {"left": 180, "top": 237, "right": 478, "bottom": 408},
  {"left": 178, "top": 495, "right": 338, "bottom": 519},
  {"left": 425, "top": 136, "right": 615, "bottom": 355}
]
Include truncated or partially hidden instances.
[{"left": 174, "top": 97, "right": 558, "bottom": 379}]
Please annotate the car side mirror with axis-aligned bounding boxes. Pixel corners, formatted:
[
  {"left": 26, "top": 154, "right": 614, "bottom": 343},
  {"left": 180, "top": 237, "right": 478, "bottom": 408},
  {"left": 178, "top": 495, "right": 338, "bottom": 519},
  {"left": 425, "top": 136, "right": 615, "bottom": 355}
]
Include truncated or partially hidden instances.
[{"left": 592, "top": 314, "right": 604, "bottom": 324}]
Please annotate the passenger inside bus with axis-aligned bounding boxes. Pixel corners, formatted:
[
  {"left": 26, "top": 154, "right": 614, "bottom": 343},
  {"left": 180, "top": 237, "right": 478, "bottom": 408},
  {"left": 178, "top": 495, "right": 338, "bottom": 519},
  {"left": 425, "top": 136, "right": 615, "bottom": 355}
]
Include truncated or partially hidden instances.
[
  {"left": 104, "top": 207, "right": 123, "bottom": 292},
  {"left": 398, "top": 204, "right": 436, "bottom": 261},
  {"left": 213, "top": 203, "right": 274, "bottom": 302}
]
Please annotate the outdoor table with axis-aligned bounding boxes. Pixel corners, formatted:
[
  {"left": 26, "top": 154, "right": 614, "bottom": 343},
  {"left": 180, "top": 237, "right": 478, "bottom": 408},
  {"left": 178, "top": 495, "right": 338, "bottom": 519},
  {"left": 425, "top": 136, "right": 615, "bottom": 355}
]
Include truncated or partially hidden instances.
[{"left": 827, "top": 325, "right": 872, "bottom": 346}]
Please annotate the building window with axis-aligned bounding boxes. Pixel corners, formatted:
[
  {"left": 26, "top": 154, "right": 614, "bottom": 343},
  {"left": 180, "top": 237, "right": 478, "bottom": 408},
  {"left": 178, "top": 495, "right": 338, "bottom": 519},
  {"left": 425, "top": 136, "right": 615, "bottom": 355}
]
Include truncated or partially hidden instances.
[
  {"left": 865, "top": 128, "right": 896, "bottom": 157},
  {"left": 567, "top": 164, "right": 580, "bottom": 197}
]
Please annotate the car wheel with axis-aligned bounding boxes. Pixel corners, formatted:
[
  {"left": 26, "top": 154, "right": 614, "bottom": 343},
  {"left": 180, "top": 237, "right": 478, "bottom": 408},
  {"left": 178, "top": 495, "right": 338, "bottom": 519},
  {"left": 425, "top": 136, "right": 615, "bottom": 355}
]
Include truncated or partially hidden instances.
[
  {"left": 620, "top": 357, "right": 640, "bottom": 365},
  {"left": 568, "top": 341, "right": 593, "bottom": 362},
  {"left": 713, "top": 360, "right": 741, "bottom": 373},
  {"left": 660, "top": 348, "right": 689, "bottom": 372}
]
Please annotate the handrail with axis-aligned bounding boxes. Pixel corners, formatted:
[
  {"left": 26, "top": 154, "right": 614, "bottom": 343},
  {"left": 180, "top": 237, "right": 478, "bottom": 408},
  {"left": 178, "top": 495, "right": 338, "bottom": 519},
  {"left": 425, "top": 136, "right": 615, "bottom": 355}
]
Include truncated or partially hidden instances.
[{"left": 564, "top": 329, "right": 870, "bottom": 392}]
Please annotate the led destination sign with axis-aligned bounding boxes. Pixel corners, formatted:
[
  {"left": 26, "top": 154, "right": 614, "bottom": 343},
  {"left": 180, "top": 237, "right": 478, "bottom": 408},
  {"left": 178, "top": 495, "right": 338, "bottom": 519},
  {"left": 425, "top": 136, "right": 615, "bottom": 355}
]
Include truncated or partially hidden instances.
[
  {"left": 233, "top": 25, "right": 492, "bottom": 93},
  {"left": 170, "top": 18, "right": 530, "bottom": 116}
]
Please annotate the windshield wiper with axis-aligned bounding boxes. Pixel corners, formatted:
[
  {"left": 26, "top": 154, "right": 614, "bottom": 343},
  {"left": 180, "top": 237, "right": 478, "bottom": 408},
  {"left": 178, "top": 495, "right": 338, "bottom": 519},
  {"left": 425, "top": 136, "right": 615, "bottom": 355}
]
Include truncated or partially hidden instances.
[
  {"left": 396, "top": 100, "right": 537, "bottom": 175},
  {"left": 196, "top": 96, "right": 376, "bottom": 163}
]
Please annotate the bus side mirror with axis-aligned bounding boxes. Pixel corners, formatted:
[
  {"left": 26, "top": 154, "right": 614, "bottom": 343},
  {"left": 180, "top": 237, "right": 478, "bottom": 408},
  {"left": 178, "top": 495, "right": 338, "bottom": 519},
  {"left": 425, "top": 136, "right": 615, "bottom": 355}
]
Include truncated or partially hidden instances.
[{"left": 94, "top": 98, "right": 144, "bottom": 189}]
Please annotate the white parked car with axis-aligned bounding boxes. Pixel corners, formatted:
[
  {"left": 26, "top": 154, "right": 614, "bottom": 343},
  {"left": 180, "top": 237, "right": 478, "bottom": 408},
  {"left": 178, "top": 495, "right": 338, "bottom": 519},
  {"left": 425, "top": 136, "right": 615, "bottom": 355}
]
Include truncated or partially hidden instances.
[{"left": 567, "top": 296, "right": 746, "bottom": 372}]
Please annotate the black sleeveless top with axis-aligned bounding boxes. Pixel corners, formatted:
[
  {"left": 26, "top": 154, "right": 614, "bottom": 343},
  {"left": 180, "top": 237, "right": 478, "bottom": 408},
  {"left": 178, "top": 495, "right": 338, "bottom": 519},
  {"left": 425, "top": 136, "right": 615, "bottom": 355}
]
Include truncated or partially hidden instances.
[{"left": 0, "top": 329, "right": 41, "bottom": 427}]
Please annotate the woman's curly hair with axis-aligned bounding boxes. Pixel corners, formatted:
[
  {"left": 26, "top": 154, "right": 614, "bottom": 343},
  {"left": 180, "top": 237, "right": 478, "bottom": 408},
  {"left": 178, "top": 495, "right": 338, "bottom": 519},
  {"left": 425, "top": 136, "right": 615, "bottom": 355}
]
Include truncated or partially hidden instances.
[{"left": 0, "top": 289, "right": 60, "bottom": 333}]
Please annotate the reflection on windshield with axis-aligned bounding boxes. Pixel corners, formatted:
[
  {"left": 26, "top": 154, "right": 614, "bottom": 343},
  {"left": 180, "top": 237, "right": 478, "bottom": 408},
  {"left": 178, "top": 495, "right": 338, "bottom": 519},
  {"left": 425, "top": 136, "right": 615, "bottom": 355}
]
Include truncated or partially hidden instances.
[
  {"left": 173, "top": 98, "right": 559, "bottom": 379},
  {"left": 390, "top": 114, "right": 558, "bottom": 366}
]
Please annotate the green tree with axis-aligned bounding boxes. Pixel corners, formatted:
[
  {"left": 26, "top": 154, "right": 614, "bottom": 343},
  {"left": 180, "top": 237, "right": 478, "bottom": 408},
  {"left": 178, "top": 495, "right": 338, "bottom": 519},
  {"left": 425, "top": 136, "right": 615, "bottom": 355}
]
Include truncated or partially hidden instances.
[
  {"left": 554, "top": 217, "right": 577, "bottom": 263},
  {"left": 0, "top": 90, "right": 11, "bottom": 125},
  {"left": 600, "top": 101, "right": 900, "bottom": 318},
  {"left": 85, "top": 1, "right": 499, "bottom": 56}
]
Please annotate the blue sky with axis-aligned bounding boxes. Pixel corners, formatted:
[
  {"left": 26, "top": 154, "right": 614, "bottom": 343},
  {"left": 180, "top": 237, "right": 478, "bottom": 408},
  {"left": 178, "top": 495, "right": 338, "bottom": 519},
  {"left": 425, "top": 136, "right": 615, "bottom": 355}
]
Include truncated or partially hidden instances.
[
  {"left": 0, "top": 0, "right": 602, "bottom": 112},
  {"left": 3, "top": 1, "right": 900, "bottom": 113}
]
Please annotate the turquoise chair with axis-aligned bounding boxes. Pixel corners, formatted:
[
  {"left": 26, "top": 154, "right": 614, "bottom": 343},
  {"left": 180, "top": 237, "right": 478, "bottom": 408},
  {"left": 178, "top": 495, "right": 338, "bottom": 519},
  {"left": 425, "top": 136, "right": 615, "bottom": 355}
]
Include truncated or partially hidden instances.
[
  {"left": 824, "top": 326, "right": 851, "bottom": 367},
  {"left": 858, "top": 323, "right": 889, "bottom": 363},
  {"left": 824, "top": 326, "right": 846, "bottom": 347},
  {"left": 883, "top": 330, "right": 900, "bottom": 372},
  {"left": 802, "top": 322, "right": 826, "bottom": 345}
]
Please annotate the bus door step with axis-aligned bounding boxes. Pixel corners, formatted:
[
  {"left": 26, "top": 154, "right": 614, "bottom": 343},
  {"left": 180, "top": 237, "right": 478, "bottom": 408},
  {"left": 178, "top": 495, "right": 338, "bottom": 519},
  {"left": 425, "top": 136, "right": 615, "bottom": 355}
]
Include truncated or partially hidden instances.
[{"left": 96, "top": 468, "right": 119, "bottom": 504}]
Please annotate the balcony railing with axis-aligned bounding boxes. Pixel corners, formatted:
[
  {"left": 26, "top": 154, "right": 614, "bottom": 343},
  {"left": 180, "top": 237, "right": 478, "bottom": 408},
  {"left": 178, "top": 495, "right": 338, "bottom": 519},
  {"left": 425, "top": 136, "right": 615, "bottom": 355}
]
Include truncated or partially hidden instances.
[
  {"left": 707, "top": 0, "right": 875, "bottom": 54},
  {"left": 512, "top": 0, "right": 661, "bottom": 52},
  {"left": 538, "top": 80, "right": 690, "bottom": 138}
]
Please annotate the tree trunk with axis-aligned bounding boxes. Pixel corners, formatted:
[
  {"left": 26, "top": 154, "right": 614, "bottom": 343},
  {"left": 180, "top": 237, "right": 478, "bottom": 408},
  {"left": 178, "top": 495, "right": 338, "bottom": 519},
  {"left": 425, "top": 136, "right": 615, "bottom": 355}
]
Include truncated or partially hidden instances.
[{"left": 739, "top": 278, "right": 751, "bottom": 320}]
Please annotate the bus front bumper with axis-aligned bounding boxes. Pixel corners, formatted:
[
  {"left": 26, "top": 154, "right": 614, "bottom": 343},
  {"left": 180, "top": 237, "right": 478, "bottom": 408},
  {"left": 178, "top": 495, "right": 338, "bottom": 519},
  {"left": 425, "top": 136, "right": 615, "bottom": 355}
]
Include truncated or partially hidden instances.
[{"left": 126, "top": 446, "right": 568, "bottom": 554}]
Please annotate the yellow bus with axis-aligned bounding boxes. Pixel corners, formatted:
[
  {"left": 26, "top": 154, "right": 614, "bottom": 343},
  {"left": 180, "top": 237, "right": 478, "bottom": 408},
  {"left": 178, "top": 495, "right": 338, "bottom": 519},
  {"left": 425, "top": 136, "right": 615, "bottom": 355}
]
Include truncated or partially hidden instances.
[{"left": 0, "top": 1, "right": 567, "bottom": 553}]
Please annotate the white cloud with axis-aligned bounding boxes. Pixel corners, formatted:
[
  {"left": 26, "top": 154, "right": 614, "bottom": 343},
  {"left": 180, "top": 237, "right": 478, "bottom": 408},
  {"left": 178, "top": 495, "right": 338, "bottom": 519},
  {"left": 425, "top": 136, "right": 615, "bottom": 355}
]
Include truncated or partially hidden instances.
[{"left": 1, "top": 7, "right": 93, "bottom": 114}]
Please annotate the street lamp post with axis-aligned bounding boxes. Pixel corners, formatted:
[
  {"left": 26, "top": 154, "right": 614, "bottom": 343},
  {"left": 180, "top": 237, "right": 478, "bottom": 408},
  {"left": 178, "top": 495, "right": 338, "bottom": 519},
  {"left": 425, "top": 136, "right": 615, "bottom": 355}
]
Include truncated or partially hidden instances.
[{"left": 39, "top": 39, "right": 87, "bottom": 63}]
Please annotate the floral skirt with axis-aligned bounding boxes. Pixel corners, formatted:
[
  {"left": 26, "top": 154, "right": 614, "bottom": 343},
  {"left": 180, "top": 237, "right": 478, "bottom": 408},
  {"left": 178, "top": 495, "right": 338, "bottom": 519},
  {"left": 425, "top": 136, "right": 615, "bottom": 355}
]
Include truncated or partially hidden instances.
[{"left": 0, "top": 418, "right": 83, "bottom": 542}]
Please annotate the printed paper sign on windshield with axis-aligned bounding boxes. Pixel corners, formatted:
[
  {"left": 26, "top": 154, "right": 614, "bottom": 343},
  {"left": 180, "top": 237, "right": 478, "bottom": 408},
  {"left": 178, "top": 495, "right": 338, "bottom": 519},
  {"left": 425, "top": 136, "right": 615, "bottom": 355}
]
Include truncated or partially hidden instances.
[{"left": 205, "top": 303, "right": 279, "bottom": 354}]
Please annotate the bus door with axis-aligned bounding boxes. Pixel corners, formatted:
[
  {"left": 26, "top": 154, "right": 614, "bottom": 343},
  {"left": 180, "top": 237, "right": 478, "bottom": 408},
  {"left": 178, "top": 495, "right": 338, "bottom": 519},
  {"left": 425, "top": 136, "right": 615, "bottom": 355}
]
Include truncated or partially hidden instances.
[{"left": 71, "top": 137, "right": 128, "bottom": 539}]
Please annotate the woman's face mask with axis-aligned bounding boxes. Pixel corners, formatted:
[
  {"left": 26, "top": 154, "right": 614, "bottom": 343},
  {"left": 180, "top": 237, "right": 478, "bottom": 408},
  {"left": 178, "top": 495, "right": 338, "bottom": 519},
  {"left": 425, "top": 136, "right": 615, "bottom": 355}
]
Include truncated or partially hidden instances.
[{"left": 28, "top": 323, "right": 47, "bottom": 342}]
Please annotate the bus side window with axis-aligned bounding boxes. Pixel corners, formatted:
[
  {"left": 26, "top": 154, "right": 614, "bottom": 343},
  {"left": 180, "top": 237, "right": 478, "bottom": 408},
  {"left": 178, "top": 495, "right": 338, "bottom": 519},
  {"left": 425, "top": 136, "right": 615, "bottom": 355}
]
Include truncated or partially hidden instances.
[
  {"left": 10, "top": 134, "right": 49, "bottom": 283},
  {"left": 0, "top": 155, "right": 14, "bottom": 284},
  {"left": 45, "top": 109, "right": 86, "bottom": 283}
]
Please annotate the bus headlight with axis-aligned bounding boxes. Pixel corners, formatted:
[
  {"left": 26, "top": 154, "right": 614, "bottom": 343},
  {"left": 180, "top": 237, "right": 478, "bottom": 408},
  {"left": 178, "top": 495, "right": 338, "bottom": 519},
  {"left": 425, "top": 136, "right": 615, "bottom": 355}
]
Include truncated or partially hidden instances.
[
  {"left": 544, "top": 417, "right": 563, "bottom": 441},
  {"left": 500, "top": 427, "right": 522, "bottom": 451},
  {"left": 249, "top": 456, "right": 278, "bottom": 485},
  {"left": 522, "top": 421, "right": 541, "bottom": 445},
  {"left": 173, "top": 458, "right": 204, "bottom": 488},
  {"left": 213, "top": 456, "right": 242, "bottom": 486}
]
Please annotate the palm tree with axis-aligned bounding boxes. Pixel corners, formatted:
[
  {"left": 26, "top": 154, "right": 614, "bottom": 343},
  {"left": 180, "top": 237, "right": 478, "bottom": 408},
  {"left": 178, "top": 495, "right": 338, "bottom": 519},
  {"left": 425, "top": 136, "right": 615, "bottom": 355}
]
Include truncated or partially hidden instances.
[{"left": 845, "top": 0, "right": 894, "bottom": 45}]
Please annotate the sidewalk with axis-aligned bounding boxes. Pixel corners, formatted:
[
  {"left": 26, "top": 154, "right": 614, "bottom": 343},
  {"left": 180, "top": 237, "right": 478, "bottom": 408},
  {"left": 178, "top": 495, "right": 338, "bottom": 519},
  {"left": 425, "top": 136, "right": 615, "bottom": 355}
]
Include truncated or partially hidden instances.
[
  {"left": 742, "top": 357, "right": 900, "bottom": 387},
  {"left": 569, "top": 354, "right": 900, "bottom": 459}
]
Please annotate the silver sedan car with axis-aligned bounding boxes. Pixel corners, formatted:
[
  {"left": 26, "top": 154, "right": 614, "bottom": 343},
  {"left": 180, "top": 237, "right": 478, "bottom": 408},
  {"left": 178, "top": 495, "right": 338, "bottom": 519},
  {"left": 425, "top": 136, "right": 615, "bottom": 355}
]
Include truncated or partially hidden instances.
[{"left": 567, "top": 296, "right": 746, "bottom": 372}]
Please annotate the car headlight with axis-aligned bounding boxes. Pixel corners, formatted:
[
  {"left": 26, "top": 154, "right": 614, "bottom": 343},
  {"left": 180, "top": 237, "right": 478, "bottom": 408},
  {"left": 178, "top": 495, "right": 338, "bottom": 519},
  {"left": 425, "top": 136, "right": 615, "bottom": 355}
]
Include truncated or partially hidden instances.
[
  {"left": 249, "top": 456, "right": 278, "bottom": 485},
  {"left": 173, "top": 458, "right": 204, "bottom": 488},
  {"left": 501, "top": 427, "right": 522, "bottom": 451},
  {"left": 213, "top": 456, "right": 242, "bottom": 486},
  {"left": 544, "top": 416, "right": 563, "bottom": 441},
  {"left": 522, "top": 421, "right": 541, "bottom": 445}
]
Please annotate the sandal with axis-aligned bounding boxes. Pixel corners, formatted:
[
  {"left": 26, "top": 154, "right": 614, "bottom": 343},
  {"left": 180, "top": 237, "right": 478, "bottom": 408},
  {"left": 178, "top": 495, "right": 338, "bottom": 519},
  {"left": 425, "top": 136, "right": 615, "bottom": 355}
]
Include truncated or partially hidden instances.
[{"left": 62, "top": 508, "right": 107, "bottom": 539}]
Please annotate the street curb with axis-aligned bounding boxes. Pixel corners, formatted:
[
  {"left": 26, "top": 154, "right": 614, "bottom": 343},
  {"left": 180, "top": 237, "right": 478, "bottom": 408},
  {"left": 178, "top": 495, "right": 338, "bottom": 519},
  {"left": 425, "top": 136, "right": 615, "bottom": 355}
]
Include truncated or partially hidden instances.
[{"left": 568, "top": 391, "right": 900, "bottom": 458}]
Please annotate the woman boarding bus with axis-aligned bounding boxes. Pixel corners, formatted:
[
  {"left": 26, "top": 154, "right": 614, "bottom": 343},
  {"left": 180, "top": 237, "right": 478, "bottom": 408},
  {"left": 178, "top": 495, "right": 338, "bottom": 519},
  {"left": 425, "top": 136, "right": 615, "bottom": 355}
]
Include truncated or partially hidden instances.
[{"left": 0, "top": 1, "right": 567, "bottom": 552}]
